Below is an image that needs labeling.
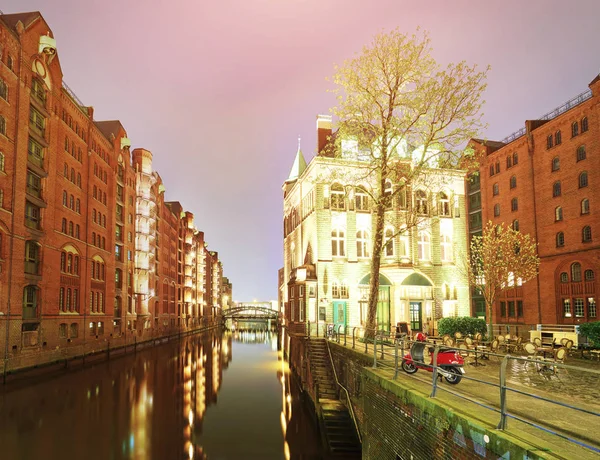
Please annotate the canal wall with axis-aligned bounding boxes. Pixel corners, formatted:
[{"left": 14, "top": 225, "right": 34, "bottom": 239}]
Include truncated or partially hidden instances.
[
  {"left": 288, "top": 335, "right": 551, "bottom": 460},
  {"left": 1, "top": 320, "right": 221, "bottom": 381}
]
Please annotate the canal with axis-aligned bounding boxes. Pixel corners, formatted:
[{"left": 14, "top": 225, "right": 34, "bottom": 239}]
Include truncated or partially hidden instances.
[{"left": 0, "top": 329, "right": 325, "bottom": 459}]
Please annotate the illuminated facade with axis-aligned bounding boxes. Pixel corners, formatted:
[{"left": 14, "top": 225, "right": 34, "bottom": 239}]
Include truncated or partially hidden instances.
[
  {"left": 282, "top": 116, "right": 470, "bottom": 335},
  {"left": 0, "top": 11, "right": 230, "bottom": 362},
  {"left": 468, "top": 74, "right": 600, "bottom": 326}
]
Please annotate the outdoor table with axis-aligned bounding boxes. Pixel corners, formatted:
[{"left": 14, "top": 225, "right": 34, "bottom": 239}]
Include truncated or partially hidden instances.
[
  {"left": 536, "top": 347, "right": 554, "bottom": 359},
  {"left": 469, "top": 346, "right": 488, "bottom": 366}
]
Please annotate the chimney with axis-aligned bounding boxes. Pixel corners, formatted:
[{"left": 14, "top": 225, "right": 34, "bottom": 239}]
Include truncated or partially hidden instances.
[{"left": 316, "top": 114, "right": 332, "bottom": 156}]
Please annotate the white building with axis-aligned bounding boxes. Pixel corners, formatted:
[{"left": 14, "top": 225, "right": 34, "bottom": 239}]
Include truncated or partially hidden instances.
[{"left": 282, "top": 115, "right": 471, "bottom": 336}]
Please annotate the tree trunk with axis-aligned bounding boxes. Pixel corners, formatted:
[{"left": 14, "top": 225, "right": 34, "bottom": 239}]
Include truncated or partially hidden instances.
[
  {"left": 364, "top": 203, "right": 386, "bottom": 339},
  {"left": 487, "top": 302, "right": 493, "bottom": 340}
]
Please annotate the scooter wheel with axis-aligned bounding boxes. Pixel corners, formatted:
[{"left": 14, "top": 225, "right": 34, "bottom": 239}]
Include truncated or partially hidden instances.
[
  {"left": 443, "top": 367, "right": 462, "bottom": 384},
  {"left": 401, "top": 360, "right": 418, "bottom": 374}
]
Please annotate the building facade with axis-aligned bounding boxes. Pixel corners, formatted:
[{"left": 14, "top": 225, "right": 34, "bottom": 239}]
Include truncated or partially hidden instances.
[
  {"left": 468, "top": 74, "right": 600, "bottom": 326},
  {"left": 282, "top": 115, "right": 470, "bottom": 335},
  {"left": 0, "top": 11, "right": 229, "bottom": 364}
]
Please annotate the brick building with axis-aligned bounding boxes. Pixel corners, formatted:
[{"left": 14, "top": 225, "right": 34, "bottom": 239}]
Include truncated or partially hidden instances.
[
  {"left": 0, "top": 11, "right": 228, "bottom": 361},
  {"left": 282, "top": 115, "right": 470, "bottom": 335},
  {"left": 468, "top": 73, "right": 600, "bottom": 327}
]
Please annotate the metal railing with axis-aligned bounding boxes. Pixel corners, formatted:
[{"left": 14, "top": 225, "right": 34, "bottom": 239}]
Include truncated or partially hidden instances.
[{"left": 359, "top": 335, "right": 600, "bottom": 456}]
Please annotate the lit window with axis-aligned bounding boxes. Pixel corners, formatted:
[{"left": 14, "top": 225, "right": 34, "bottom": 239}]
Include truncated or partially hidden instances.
[
  {"left": 555, "top": 206, "right": 563, "bottom": 222},
  {"left": 581, "top": 198, "right": 589, "bottom": 215}
]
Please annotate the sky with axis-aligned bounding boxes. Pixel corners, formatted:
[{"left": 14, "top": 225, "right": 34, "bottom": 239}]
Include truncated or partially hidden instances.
[{"left": 3, "top": 0, "right": 600, "bottom": 302}]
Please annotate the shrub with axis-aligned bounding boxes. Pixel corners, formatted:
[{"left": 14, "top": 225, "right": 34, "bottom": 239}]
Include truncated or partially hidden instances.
[
  {"left": 437, "top": 317, "right": 487, "bottom": 338},
  {"left": 579, "top": 321, "right": 600, "bottom": 348}
]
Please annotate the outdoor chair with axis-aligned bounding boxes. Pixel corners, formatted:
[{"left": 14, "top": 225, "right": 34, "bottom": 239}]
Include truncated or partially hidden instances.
[
  {"left": 564, "top": 339, "right": 574, "bottom": 355},
  {"left": 533, "top": 337, "right": 542, "bottom": 348},
  {"left": 508, "top": 336, "right": 523, "bottom": 353},
  {"left": 489, "top": 339, "right": 500, "bottom": 355},
  {"left": 560, "top": 338, "right": 569, "bottom": 347},
  {"left": 464, "top": 336, "right": 475, "bottom": 350},
  {"left": 542, "top": 346, "right": 567, "bottom": 374},
  {"left": 523, "top": 342, "right": 537, "bottom": 360},
  {"left": 454, "top": 332, "right": 463, "bottom": 342},
  {"left": 474, "top": 332, "right": 483, "bottom": 342},
  {"left": 444, "top": 336, "right": 455, "bottom": 347}
]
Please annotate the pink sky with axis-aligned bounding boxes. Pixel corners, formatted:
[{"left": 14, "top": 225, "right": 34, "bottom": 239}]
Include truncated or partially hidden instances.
[{"left": 4, "top": 0, "right": 600, "bottom": 301}]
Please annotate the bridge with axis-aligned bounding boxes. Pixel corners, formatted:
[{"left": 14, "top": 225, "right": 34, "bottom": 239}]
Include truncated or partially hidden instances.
[{"left": 222, "top": 305, "right": 281, "bottom": 321}]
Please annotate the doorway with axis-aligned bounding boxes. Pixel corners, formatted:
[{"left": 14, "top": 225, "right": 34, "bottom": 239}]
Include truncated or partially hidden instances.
[{"left": 410, "top": 301, "right": 422, "bottom": 332}]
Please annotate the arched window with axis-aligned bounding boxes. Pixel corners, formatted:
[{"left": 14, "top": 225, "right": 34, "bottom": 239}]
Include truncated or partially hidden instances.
[
  {"left": 340, "top": 281, "right": 349, "bottom": 298},
  {"left": 585, "top": 270, "right": 595, "bottom": 281},
  {"left": 577, "top": 145, "right": 586, "bottom": 162},
  {"left": 571, "top": 262, "right": 582, "bottom": 282},
  {"left": 61, "top": 218, "right": 67, "bottom": 233},
  {"left": 513, "top": 152, "right": 518, "bottom": 165},
  {"left": 582, "top": 226, "right": 592, "bottom": 242},
  {"left": 355, "top": 186, "right": 369, "bottom": 211},
  {"left": 415, "top": 190, "right": 428, "bottom": 215},
  {"left": 398, "top": 226, "right": 409, "bottom": 257},
  {"left": 92, "top": 209, "right": 97, "bottom": 223},
  {"left": 553, "top": 181, "right": 561, "bottom": 197},
  {"left": 552, "top": 157, "right": 560, "bottom": 172},
  {"left": 556, "top": 232, "right": 564, "bottom": 247},
  {"left": 438, "top": 192, "right": 450, "bottom": 216},
  {"left": 77, "top": 173, "right": 81, "bottom": 187},
  {"left": 356, "top": 230, "right": 370, "bottom": 258},
  {"left": 512, "top": 219, "right": 519, "bottom": 231},
  {"left": 331, "top": 228, "right": 345, "bottom": 257},
  {"left": 581, "top": 117, "right": 588, "bottom": 133},
  {"left": 555, "top": 206, "right": 563, "bottom": 221},
  {"left": 331, "top": 281, "right": 340, "bottom": 298},
  {"left": 0, "top": 152, "right": 4, "bottom": 172},
  {"left": 93, "top": 185, "right": 97, "bottom": 199},
  {"left": 75, "top": 225, "right": 80, "bottom": 239},
  {"left": 510, "top": 176, "right": 517, "bottom": 189},
  {"left": 511, "top": 197, "right": 518, "bottom": 212},
  {"left": 506, "top": 155, "right": 512, "bottom": 169},
  {"left": 417, "top": 231, "right": 431, "bottom": 261},
  {"left": 66, "top": 288, "right": 71, "bottom": 311},
  {"left": 440, "top": 234, "right": 452, "bottom": 262},
  {"left": 74, "top": 256, "right": 79, "bottom": 275},
  {"left": 60, "top": 252, "right": 66, "bottom": 272},
  {"left": 68, "top": 221, "right": 73, "bottom": 236},
  {"left": 384, "top": 227, "right": 394, "bottom": 257},
  {"left": 76, "top": 199, "right": 80, "bottom": 213},
  {"left": 383, "top": 179, "right": 393, "bottom": 209},
  {"left": 581, "top": 198, "right": 590, "bottom": 215},
  {"left": 560, "top": 272, "right": 569, "bottom": 283},
  {"left": 494, "top": 203, "right": 500, "bottom": 217},
  {"left": 330, "top": 183, "right": 345, "bottom": 210},
  {"left": 70, "top": 168, "right": 75, "bottom": 183},
  {"left": 69, "top": 195, "right": 74, "bottom": 209},
  {"left": 579, "top": 171, "right": 588, "bottom": 188},
  {"left": 59, "top": 287, "right": 65, "bottom": 311},
  {"left": 572, "top": 121, "right": 579, "bottom": 137},
  {"left": 546, "top": 135, "right": 553, "bottom": 149},
  {"left": 0, "top": 116, "right": 6, "bottom": 135},
  {"left": 62, "top": 190, "right": 68, "bottom": 206},
  {"left": 555, "top": 130, "right": 562, "bottom": 145}
]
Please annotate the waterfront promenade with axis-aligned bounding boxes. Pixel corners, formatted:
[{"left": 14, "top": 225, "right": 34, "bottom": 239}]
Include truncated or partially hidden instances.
[{"left": 326, "top": 333, "right": 600, "bottom": 460}]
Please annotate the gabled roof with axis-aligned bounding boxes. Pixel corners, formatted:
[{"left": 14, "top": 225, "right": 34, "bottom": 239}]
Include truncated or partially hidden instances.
[
  {"left": 286, "top": 145, "right": 307, "bottom": 183},
  {"left": 0, "top": 11, "right": 42, "bottom": 31},
  {"left": 471, "top": 139, "right": 506, "bottom": 150},
  {"left": 95, "top": 120, "right": 124, "bottom": 142}
]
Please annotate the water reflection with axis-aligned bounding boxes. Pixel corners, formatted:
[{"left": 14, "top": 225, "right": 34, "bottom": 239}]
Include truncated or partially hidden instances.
[{"left": 0, "top": 330, "right": 323, "bottom": 460}]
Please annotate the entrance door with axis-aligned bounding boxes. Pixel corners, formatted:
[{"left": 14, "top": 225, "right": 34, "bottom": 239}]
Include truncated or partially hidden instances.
[
  {"left": 333, "top": 301, "right": 347, "bottom": 334},
  {"left": 377, "top": 286, "right": 391, "bottom": 332},
  {"left": 410, "top": 301, "right": 422, "bottom": 332}
]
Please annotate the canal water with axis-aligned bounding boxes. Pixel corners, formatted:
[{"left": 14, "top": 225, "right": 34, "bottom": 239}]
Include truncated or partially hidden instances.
[{"left": 0, "top": 329, "right": 325, "bottom": 459}]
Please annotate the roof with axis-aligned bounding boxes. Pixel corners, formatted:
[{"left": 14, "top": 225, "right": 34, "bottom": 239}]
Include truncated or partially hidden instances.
[
  {"left": 0, "top": 11, "right": 41, "bottom": 31},
  {"left": 94, "top": 120, "right": 124, "bottom": 142},
  {"left": 471, "top": 139, "right": 506, "bottom": 150},
  {"left": 285, "top": 145, "right": 307, "bottom": 183}
]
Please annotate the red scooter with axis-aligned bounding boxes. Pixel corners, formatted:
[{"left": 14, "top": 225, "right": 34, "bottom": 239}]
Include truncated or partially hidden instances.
[{"left": 401, "top": 333, "right": 465, "bottom": 384}]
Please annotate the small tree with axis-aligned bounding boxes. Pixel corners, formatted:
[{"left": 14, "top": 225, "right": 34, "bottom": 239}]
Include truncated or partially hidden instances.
[
  {"left": 331, "top": 28, "right": 489, "bottom": 338},
  {"left": 467, "top": 221, "right": 540, "bottom": 338}
]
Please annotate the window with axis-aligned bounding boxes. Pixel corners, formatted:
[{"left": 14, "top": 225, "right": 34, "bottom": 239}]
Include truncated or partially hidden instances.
[
  {"left": 70, "top": 323, "right": 79, "bottom": 338},
  {"left": 585, "top": 270, "right": 595, "bottom": 281},
  {"left": 415, "top": 190, "right": 428, "bottom": 215},
  {"left": 582, "top": 226, "right": 592, "bottom": 243},
  {"left": 24, "top": 241, "right": 40, "bottom": 274},
  {"left": 0, "top": 79, "right": 7, "bottom": 101},
  {"left": 0, "top": 116, "right": 5, "bottom": 136},
  {"left": 59, "top": 323, "right": 67, "bottom": 338},
  {"left": 506, "top": 156, "right": 512, "bottom": 169},
  {"left": 69, "top": 195, "right": 74, "bottom": 209},
  {"left": 571, "top": 121, "right": 579, "bottom": 137},
  {"left": 31, "top": 78, "right": 46, "bottom": 105},
  {"left": 577, "top": 145, "right": 586, "bottom": 162},
  {"left": 555, "top": 130, "right": 561, "bottom": 145},
  {"left": 581, "top": 117, "right": 588, "bottom": 133},
  {"left": 76, "top": 199, "right": 80, "bottom": 213},
  {"left": 571, "top": 263, "right": 582, "bottom": 282},
  {"left": 555, "top": 206, "right": 563, "bottom": 222},
  {"left": 340, "top": 281, "right": 349, "bottom": 299},
  {"left": 517, "top": 300, "right": 523, "bottom": 317},
  {"left": 440, "top": 234, "right": 452, "bottom": 262},
  {"left": 509, "top": 176, "right": 516, "bottom": 189},
  {"left": 512, "top": 219, "right": 519, "bottom": 231},
  {"left": 495, "top": 162, "right": 500, "bottom": 174},
  {"left": 589, "top": 298, "right": 597, "bottom": 318},
  {"left": 61, "top": 218, "right": 67, "bottom": 233},
  {"left": 384, "top": 227, "right": 394, "bottom": 257},
  {"left": 575, "top": 298, "right": 585, "bottom": 318},
  {"left": 29, "top": 106, "right": 45, "bottom": 135},
  {"left": 332, "top": 281, "right": 340, "bottom": 298},
  {"left": 563, "top": 298, "right": 571, "bottom": 317},
  {"left": 75, "top": 225, "right": 80, "bottom": 239},
  {"left": 438, "top": 192, "right": 450, "bottom": 216},
  {"left": 560, "top": 272, "right": 569, "bottom": 283},
  {"left": 552, "top": 157, "right": 560, "bottom": 172},
  {"left": 553, "top": 181, "right": 561, "bottom": 197},
  {"left": 356, "top": 230, "right": 370, "bottom": 258},
  {"left": 511, "top": 198, "right": 518, "bottom": 212},
  {"left": 417, "top": 231, "right": 431, "bottom": 261},
  {"left": 579, "top": 171, "right": 588, "bottom": 188},
  {"left": 330, "top": 183, "right": 345, "bottom": 210},
  {"left": 331, "top": 228, "right": 345, "bottom": 257},
  {"left": 492, "top": 183, "right": 499, "bottom": 196},
  {"left": 0, "top": 152, "right": 4, "bottom": 171},
  {"left": 493, "top": 204, "right": 500, "bottom": 217},
  {"left": 25, "top": 201, "right": 41, "bottom": 229},
  {"left": 556, "top": 232, "right": 564, "bottom": 247},
  {"left": 546, "top": 135, "right": 553, "bottom": 149},
  {"left": 23, "top": 286, "right": 39, "bottom": 318},
  {"left": 513, "top": 152, "right": 518, "bottom": 165},
  {"left": 0, "top": 189, "right": 3, "bottom": 208},
  {"left": 398, "top": 228, "right": 409, "bottom": 257},
  {"left": 355, "top": 187, "right": 369, "bottom": 211},
  {"left": 508, "top": 301, "right": 515, "bottom": 317},
  {"left": 489, "top": 165, "right": 495, "bottom": 176},
  {"left": 581, "top": 198, "right": 589, "bottom": 215}
]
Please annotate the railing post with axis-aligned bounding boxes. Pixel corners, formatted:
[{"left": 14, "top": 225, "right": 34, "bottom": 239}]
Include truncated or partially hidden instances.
[
  {"left": 394, "top": 338, "right": 399, "bottom": 379},
  {"left": 352, "top": 328, "right": 356, "bottom": 349},
  {"left": 344, "top": 326, "right": 347, "bottom": 347},
  {"left": 373, "top": 334, "right": 378, "bottom": 368},
  {"left": 337, "top": 325, "right": 342, "bottom": 343},
  {"left": 365, "top": 330, "right": 368, "bottom": 354},
  {"left": 430, "top": 345, "right": 439, "bottom": 398},
  {"left": 497, "top": 354, "right": 509, "bottom": 430}
]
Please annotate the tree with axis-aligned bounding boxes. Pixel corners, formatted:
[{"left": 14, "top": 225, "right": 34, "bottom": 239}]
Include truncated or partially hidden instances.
[
  {"left": 467, "top": 221, "right": 539, "bottom": 338},
  {"left": 330, "top": 28, "right": 489, "bottom": 338}
]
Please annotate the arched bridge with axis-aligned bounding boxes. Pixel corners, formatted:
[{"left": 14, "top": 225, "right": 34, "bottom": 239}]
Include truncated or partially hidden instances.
[{"left": 222, "top": 306, "right": 281, "bottom": 321}]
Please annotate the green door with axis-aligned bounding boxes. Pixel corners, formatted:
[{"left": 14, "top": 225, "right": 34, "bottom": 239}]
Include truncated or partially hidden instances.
[
  {"left": 410, "top": 301, "right": 422, "bottom": 332},
  {"left": 333, "top": 301, "right": 347, "bottom": 334},
  {"left": 377, "top": 286, "right": 391, "bottom": 332}
]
